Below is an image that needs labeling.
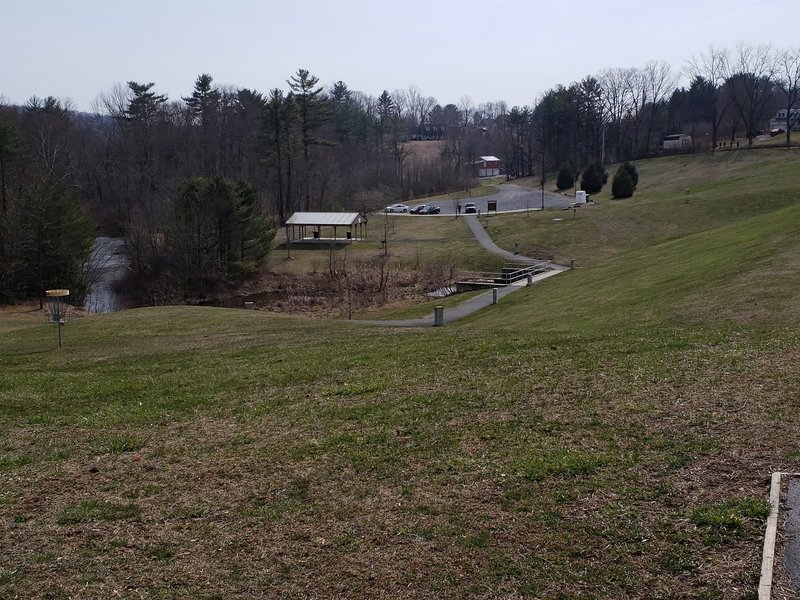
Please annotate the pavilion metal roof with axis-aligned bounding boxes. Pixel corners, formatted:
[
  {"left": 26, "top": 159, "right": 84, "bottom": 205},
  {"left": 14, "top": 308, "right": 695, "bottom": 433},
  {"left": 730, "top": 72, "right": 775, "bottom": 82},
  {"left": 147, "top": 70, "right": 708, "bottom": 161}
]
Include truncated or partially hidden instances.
[{"left": 285, "top": 212, "right": 366, "bottom": 227}]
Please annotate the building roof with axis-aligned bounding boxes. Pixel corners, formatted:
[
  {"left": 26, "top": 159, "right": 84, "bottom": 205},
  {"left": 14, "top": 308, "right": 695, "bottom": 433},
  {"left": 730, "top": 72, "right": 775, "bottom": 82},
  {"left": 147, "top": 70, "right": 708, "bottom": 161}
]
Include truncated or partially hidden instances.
[
  {"left": 285, "top": 212, "right": 366, "bottom": 227},
  {"left": 479, "top": 155, "right": 501, "bottom": 162}
]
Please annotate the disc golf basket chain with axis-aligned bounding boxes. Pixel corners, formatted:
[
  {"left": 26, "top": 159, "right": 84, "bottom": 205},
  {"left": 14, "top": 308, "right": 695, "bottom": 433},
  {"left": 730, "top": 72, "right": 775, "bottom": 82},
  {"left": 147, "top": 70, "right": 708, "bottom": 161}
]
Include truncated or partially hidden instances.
[{"left": 45, "top": 289, "right": 72, "bottom": 348}]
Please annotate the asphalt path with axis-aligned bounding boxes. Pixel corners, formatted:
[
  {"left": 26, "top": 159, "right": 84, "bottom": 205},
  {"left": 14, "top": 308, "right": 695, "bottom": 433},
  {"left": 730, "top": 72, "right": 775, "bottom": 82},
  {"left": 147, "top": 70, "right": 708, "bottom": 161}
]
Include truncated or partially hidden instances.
[{"left": 405, "top": 182, "right": 573, "bottom": 216}]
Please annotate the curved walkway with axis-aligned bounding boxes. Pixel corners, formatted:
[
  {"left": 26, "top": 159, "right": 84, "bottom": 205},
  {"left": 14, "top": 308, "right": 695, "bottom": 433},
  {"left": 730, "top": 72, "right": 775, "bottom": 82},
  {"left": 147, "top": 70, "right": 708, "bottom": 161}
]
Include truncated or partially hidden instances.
[
  {"left": 351, "top": 216, "right": 567, "bottom": 327},
  {"left": 465, "top": 215, "right": 539, "bottom": 264}
]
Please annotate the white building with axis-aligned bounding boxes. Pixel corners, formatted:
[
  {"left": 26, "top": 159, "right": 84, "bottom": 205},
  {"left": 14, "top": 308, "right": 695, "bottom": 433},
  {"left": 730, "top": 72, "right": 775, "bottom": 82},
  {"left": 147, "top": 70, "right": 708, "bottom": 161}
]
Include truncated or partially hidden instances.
[
  {"left": 662, "top": 134, "right": 693, "bottom": 152},
  {"left": 473, "top": 156, "right": 501, "bottom": 177},
  {"left": 769, "top": 109, "right": 800, "bottom": 133}
]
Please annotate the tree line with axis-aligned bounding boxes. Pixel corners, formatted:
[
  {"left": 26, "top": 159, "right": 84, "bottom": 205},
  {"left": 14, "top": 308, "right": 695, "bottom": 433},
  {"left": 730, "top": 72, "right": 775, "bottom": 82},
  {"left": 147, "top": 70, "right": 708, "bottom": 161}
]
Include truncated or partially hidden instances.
[
  {"left": 514, "top": 43, "right": 800, "bottom": 176},
  {"left": 0, "top": 43, "right": 798, "bottom": 305}
]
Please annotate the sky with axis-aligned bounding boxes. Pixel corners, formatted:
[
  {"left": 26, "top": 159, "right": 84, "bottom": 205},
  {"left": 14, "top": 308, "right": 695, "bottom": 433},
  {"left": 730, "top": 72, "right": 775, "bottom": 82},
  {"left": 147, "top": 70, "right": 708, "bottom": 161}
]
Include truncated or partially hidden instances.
[{"left": 2, "top": 0, "right": 798, "bottom": 113}]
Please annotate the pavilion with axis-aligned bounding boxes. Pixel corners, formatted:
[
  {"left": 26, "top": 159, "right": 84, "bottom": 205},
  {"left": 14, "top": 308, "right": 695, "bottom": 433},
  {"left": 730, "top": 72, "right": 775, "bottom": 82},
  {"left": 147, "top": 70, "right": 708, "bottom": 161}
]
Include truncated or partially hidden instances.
[{"left": 284, "top": 212, "right": 368, "bottom": 243}]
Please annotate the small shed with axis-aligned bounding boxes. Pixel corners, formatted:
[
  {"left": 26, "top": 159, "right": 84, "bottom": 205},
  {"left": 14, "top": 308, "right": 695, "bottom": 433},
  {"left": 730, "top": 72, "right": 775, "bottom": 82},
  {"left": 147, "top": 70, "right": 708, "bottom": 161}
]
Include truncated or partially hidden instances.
[
  {"left": 473, "top": 156, "right": 502, "bottom": 177},
  {"left": 284, "top": 212, "right": 367, "bottom": 243},
  {"left": 662, "top": 134, "right": 693, "bottom": 152}
]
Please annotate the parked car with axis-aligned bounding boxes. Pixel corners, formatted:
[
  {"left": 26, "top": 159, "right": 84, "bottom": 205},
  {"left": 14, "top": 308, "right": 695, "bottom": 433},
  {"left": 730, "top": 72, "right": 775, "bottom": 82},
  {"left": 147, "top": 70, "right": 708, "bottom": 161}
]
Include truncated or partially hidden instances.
[
  {"left": 409, "top": 204, "right": 426, "bottom": 214},
  {"left": 419, "top": 205, "right": 441, "bottom": 214},
  {"left": 463, "top": 203, "right": 477, "bottom": 214},
  {"left": 384, "top": 203, "right": 409, "bottom": 213}
]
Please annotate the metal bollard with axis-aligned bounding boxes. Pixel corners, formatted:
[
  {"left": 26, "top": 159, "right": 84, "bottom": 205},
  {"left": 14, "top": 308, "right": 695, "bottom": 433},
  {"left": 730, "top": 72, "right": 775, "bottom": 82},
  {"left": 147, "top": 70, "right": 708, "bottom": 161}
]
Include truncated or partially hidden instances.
[
  {"left": 434, "top": 306, "right": 444, "bottom": 326},
  {"left": 527, "top": 273, "right": 533, "bottom": 285},
  {"left": 570, "top": 258, "right": 576, "bottom": 270},
  {"left": 492, "top": 289, "right": 498, "bottom": 305}
]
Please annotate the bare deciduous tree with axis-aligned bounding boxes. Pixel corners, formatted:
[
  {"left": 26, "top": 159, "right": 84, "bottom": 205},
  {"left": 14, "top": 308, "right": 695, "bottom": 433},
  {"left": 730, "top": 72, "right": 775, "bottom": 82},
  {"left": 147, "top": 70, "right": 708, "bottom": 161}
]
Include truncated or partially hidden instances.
[
  {"left": 775, "top": 47, "right": 800, "bottom": 146},
  {"left": 642, "top": 61, "right": 677, "bottom": 154},
  {"left": 598, "top": 67, "right": 636, "bottom": 161},
  {"left": 686, "top": 46, "right": 732, "bottom": 149},
  {"left": 458, "top": 95, "right": 474, "bottom": 128},
  {"left": 724, "top": 42, "right": 776, "bottom": 146}
]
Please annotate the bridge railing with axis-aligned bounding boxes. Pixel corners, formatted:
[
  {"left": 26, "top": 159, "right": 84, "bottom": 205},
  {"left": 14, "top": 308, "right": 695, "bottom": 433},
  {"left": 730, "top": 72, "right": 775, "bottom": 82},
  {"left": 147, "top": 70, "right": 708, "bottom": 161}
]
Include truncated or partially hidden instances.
[{"left": 458, "top": 261, "right": 551, "bottom": 285}]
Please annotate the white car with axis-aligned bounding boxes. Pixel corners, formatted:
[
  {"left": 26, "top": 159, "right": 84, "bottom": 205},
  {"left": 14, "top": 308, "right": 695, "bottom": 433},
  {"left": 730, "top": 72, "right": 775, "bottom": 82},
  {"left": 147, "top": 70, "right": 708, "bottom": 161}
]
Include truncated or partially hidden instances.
[{"left": 384, "top": 203, "right": 409, "bottom": 213}]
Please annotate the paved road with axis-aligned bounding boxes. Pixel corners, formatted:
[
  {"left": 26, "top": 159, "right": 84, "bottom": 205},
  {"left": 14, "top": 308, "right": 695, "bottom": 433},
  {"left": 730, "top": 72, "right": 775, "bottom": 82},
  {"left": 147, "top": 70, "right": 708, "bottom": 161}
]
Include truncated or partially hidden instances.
[
  {"left": 350, "top": 215, "right": 568, "bottom": 327},
  {"left": 406, "top": 183, "right": 573, "bottom": 216}
]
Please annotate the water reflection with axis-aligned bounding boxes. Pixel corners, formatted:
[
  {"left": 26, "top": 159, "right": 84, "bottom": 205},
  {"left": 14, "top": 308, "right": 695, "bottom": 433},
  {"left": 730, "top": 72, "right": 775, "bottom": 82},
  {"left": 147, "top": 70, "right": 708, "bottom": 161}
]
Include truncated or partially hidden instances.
[{"left": 85, "top": 237, "right": 128, "bottom": 314}]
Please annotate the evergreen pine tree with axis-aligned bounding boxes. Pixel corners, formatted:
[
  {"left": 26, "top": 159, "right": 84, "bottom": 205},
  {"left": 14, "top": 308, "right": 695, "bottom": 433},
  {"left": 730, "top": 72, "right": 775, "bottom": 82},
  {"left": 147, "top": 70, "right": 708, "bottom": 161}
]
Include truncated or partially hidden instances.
[
  {"left": 556, "top": 162, "right": 576, "bottom": 190},
  {"left": 612, "top": 166, "right": 635, "bottom": 198},
  {"left": 580, "top": 162, "right": 608, "bottom": 194}
]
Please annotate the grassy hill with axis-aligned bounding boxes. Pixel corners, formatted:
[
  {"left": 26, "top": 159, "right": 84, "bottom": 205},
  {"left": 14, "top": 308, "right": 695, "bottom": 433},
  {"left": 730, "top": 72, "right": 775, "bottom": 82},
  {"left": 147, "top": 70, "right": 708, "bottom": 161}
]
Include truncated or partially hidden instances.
[
  {"left": 1, "top": 149, "right": 800, "bottom": 598},
  {"left": 487, "top": 148, "right": 800, "bottom": 269}
]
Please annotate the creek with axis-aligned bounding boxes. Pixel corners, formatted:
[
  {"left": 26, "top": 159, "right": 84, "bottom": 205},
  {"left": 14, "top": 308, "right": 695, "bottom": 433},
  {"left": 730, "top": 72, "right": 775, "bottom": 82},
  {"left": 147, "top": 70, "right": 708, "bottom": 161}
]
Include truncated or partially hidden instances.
[{"left": 84, "top": 236, "right": 129, "bottom": 314}]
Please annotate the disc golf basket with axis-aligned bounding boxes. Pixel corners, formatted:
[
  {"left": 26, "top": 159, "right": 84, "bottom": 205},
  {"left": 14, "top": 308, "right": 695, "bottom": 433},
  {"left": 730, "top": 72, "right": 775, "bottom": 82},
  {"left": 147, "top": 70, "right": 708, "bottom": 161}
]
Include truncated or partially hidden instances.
[{"left": 45, "top": 289, "right": 72, "bottom": 348}]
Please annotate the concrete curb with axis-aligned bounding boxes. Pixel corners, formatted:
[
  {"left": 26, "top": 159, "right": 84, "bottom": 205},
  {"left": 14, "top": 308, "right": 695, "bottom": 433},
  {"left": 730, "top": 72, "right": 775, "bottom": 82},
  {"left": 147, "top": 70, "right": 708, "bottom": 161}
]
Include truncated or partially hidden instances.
[{"left": 759, "top": 471, "right": 783, "bottom": 599}]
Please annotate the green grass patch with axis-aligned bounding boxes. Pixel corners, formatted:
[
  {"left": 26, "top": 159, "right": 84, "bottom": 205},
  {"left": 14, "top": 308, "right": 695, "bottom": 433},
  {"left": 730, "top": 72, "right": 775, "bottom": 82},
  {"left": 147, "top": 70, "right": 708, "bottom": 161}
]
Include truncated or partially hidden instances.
[
  {"left": 512, "top": 449, "right": 610, "bottom": 481},
  {"left": 57, "top": 499, "right": 140, "bottom": 524},
  {"left": 689, "top": 496, "right": 770, "bottom": 530},
  {"left": 0, "top": 569, "right": 24, "bottom": 585},
  {"left": 142, "top": 544, "right": 174, "bottom": 562},
  {"left": 0, "top": 454, "right": 33, "bottom": 472}
]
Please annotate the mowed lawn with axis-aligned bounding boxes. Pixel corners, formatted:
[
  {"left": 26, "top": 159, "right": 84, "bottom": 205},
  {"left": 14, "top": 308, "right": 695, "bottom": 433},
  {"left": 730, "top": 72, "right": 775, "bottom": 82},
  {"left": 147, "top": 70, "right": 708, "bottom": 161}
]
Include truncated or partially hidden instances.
[
  {"left": 268, "top": 210, "right": 502, "bottom": 277},
  {"left": 487, "top": 147, "right": 800, "bottom": 267},
  {"left": 2, "top": 149, "right": 800, "bottom": 598}
]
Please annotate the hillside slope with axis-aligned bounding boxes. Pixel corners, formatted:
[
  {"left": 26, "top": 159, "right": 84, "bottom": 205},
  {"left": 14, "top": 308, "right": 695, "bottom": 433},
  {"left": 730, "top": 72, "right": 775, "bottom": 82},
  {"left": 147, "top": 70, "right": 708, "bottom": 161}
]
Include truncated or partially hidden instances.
[
  {"left": 487, "top": 148, "right": 800, "bottom": 268},
  {"left": 2, "top": 150, "right": 800, "bottom": 598}
]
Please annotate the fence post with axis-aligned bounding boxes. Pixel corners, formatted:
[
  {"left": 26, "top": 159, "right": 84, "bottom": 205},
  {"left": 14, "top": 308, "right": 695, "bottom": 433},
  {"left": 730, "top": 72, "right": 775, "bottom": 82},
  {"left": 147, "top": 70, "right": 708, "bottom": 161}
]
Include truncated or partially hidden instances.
[{"left": 434, "top": 306, "right": 444, "bottom": 326}]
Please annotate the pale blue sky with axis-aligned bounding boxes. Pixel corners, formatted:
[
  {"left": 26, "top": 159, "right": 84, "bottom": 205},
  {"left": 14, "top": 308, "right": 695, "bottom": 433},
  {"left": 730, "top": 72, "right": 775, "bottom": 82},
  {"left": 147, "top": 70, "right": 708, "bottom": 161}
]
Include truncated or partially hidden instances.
[{"left": 2, "top": 0, "right": 797, "bottom": 112}]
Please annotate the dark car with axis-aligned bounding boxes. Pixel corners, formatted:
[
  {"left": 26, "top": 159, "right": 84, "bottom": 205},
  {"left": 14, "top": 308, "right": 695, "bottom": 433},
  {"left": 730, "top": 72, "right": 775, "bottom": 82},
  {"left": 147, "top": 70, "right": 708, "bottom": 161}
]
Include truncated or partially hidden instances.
[
  {"left": 419, "top": 205, "right": 441, "bottom": 214},
  {"left": 409, "top": 205, "right": 427, "bottom": 214}
]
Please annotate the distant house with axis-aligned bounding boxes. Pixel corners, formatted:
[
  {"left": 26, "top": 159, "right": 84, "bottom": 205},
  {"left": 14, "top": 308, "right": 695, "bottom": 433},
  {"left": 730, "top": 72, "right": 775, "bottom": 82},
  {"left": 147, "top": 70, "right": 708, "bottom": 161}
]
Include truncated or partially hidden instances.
[
  {"left": 473, "top": 156, "right": 501, "bottom": 177},
  {"left": 769, "top": 109, "right": 800, "bottom": 133},
  {"left": 662, "top": 134, "right": 693, "bottom": 152},
  {"left": 407, "top": 124, "right": 447, "bottom": 141}
]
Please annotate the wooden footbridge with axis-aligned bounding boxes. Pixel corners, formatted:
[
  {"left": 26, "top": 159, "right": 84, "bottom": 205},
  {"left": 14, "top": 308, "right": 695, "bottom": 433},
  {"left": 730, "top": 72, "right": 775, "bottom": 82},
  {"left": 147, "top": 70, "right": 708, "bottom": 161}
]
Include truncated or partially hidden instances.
[{"left": 456, "top": 261, "right": 553, "bottom": 292}]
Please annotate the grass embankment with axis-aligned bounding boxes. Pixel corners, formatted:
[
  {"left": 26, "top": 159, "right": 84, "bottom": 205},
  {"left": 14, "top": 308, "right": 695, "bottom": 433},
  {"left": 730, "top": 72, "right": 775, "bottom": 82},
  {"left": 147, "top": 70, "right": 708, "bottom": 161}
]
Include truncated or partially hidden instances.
[
  {"left": 2, "top": 149, "right": 800, "bottom": 598},
  {"left": 486, "top": 148, "right": 800, "bottom": 267}
]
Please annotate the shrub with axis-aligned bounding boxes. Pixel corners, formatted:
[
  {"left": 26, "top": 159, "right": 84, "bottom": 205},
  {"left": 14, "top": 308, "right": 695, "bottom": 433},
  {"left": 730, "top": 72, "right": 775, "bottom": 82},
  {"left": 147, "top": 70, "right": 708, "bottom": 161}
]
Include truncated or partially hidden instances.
[
  {"left": 556, "top": 162, "right": 576, "bottom": 190},
  {"left": 620, "top": 161, "right": 639, "bottom": 187},
  {"left": 580, "top": 162, "right": 608, "bottom": 194},
  {"left": 612, "top": 167, "right": 635, "bottom": 198}
]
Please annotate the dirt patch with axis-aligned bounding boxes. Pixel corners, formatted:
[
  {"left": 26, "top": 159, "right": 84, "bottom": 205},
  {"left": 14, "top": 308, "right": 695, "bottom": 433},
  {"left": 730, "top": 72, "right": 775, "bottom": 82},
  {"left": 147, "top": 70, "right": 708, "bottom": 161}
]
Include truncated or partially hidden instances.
[{"left": 404, "top": 140, "right": 447, "bottom": 164}]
